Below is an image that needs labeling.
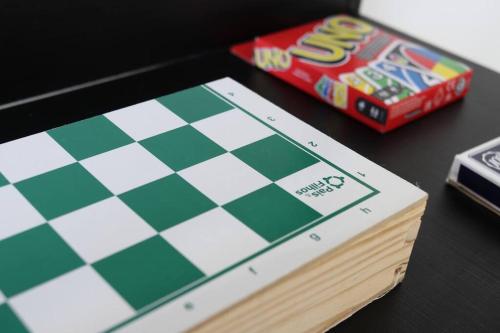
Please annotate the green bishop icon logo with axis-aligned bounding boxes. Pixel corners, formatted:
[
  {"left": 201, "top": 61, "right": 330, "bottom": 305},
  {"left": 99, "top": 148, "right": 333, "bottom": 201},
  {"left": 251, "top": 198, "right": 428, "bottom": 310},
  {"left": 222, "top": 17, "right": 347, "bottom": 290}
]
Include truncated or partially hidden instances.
[{"left": 322, "top": 176, "right": 345, "bottom": 189}]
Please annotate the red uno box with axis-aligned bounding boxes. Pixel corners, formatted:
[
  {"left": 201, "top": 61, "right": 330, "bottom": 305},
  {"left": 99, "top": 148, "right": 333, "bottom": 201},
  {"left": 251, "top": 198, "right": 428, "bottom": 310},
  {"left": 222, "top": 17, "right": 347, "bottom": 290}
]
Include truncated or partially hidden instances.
[{"left": 232, "top": 15, "right": 473, "bottom": 133}]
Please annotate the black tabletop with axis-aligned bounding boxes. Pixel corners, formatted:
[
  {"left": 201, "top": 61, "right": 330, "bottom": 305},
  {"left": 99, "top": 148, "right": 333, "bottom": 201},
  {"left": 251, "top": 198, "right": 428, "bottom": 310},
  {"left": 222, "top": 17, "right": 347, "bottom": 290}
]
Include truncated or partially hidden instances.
[{"left": 1, "top": 44, "right": 500, "bottom": 332}]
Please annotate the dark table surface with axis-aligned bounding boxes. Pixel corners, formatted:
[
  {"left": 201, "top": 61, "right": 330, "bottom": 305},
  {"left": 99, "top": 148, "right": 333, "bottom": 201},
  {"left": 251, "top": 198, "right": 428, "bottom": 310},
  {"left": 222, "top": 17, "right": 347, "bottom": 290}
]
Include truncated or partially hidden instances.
[{"left": 1, "top": 45, "right": 500, "bottom": 332}]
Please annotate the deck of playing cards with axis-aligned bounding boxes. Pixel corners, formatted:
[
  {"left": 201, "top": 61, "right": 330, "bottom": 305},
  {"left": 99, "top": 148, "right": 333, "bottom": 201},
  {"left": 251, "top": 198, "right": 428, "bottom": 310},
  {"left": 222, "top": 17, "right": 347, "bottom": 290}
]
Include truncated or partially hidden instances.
[
  {"left": 447, "top": 137, "right": 500, "bottom": 215},
  {"left": 232, "top": 15, "right": 473, "bottom": 133}
]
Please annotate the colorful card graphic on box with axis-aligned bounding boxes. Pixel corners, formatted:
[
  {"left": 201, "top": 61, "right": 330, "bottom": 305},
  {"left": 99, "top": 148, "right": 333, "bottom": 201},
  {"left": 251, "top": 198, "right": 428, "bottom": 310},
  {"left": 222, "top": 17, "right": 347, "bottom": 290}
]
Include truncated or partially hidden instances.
[
  {"left": 231, "top": 15, "right": 473, "bottom": 132},
  {"left": 356, "top": 66, "right": 413, "bottom": 104},
  {"left": 314, "top": 75, "right": 348, "bottom": 109},
  {"left": 0, "top": 78, "right": 427, "bottom": 332}
]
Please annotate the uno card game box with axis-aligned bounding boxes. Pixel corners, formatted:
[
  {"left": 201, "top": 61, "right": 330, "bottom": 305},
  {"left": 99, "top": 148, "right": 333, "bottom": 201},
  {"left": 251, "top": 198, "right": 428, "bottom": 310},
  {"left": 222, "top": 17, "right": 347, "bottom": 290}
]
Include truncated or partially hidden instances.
[
  {"left": 232, "top": 15, "right": 473, "bottom": 132},
  {"left": 0, "top": 78, "right": 426, "bottom": 332},
  {"left": 447, "top": 137, "right": 500, "bottom": 215}
]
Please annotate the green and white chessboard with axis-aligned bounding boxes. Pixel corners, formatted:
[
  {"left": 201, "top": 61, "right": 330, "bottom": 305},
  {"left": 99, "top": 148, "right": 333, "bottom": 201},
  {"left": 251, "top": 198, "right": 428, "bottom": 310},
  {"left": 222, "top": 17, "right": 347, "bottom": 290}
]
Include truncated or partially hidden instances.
[{"left": 0, "top": 78, "right": 425, "bottom": 333}]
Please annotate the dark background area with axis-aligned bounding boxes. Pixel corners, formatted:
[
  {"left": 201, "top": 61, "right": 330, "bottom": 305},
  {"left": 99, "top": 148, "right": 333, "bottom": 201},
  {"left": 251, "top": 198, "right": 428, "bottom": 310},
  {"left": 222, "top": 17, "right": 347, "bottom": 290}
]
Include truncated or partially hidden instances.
[
  {"left": 1, "top": 1, "right": 499, "bottom": 332},
  {"left": 0, "top": 0, "right": 358, "bottom": 105}
]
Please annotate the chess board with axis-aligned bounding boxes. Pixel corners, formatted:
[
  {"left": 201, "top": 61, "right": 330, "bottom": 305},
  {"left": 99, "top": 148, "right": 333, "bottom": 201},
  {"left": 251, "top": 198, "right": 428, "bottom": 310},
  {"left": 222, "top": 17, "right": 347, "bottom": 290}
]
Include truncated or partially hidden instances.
[{"left": 0, "top": 78, "right": 425, "bottom": 333}]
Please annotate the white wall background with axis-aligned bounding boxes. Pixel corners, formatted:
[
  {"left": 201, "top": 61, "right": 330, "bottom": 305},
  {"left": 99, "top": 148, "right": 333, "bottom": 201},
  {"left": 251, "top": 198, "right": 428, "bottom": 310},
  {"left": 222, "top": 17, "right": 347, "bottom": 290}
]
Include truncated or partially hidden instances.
[{"left": 360, "top": 0, "right": 500, "bottom": 73}]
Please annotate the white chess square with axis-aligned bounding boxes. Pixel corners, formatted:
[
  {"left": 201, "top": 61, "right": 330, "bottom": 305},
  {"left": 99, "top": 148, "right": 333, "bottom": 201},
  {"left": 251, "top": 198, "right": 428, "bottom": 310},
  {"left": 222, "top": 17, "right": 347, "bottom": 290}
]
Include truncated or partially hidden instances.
[
  {"left": 191, "top": 109, "right": 273, "bottom": 151},
  {"left": 276, "top": 162, "right": 373, "bottom": 216},
  {"left": 105, "top": 100, "right": 187, "bottom": 141},
  {"left": 50, "top": 197, "right": 156, "bottom": 263},
  {"left": 0, "top": 132, "right": 75, "bottom": 183},
  {"left": 10, "top": 266, "right": 134, "bottom": 333},
  {"left": 80, "top": 142, "right": 173, "bottom": 194},
  {"left": 0, "top": 185, "right": 45, "bottom": 241},
  {"left": 178, "top": 153, "right": 271, "bottom": 205},
  {"left": 161, "top": 208, "right": 268, "bottom": 275}
]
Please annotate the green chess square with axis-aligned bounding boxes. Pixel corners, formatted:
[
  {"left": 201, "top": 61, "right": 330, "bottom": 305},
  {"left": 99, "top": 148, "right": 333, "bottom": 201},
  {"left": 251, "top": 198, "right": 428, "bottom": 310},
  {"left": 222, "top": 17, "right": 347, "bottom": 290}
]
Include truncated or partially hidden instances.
[
  {"left": 119, "top": 174, "right": 216, "bottom": 232},
  {"left": 140, "top": 125, "right": 225, "bottom": 171},
  {"left": 0, "top": 304, "right": 28, "bottom": 333},
  {"left": 93, "top": 236, "right": 204, "bottom": 310},
  {"left": 156, "top": 86, "right": 233, "bottom": 123},
  {"left": 232, "top": 134, "right": 318, "bottom": 181},
  {"left": 48, "top": 115, "right": 133, "bottom": 160},
  {"left": 224, "top": 184, "right": 321, "bottom": 242},
  {"left": 0, "top": 173, "right": 8, "bottom": 187},
  {"left": 0, "top": 224, "right": 84, "bottom": 297},
  {"left": 16, "top": 163, "right": 112, "bottom": 220}
]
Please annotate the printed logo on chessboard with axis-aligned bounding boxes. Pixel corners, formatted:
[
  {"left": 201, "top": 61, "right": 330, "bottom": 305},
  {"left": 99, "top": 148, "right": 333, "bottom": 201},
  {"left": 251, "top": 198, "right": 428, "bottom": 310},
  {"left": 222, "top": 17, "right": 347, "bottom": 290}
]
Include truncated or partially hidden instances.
[
  {"left": 472, "top": 144, "right": 500, "bottom": 175},
  {"left": 295, "top": 175, "right": 345, "bottom": 198}
]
